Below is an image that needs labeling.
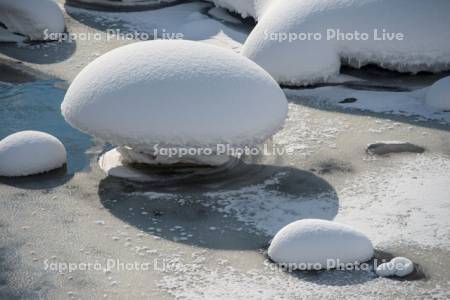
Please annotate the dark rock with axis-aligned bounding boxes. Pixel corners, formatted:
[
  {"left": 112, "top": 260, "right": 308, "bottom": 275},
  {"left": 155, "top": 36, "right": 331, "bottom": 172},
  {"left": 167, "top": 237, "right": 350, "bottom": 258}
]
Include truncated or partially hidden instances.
[
  {"left": 339, "top": 97, "right": 358, "bottom": 104},
  {"left": 367, "top": 142, "right": 425, "bottom": 156}
]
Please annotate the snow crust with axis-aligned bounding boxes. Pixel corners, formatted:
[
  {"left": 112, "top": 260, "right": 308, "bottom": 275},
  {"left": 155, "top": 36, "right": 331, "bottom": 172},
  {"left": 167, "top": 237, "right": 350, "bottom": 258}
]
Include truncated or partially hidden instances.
[
  {"left": 207, "top": 0, "right": 275, "bottom": 20},
  {"left": 285, "top": 85, "right": 450, "bottom": 124},
  {"left": 0, "top": 0, "right": 65, "bottom": 41},
  {"left": 426, "top": 76, "right": 450, "bottom": 111},
  {"left": 0, "top": 131, "right": 67, "bottom": 177},
  {"left": 268, "top": 219, "right": 374, "bottom": 269},
  {"left": 376, "top": 257, "right": 414, "bottom": 277},
  {"left": 242, "top": 0, "right": 450, "bottom": 86},
  {"left": 62, "top": 40, "right": 288, "bottom": 150}
]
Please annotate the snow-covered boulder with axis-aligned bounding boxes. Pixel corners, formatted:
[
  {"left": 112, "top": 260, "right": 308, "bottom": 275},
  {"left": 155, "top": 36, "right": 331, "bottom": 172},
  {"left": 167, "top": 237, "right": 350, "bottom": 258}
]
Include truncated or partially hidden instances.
[
  {"left": 242, "top": 0, "right": 450, "bottom": 86},
  {"left": 376, "top": 257, "right": 414, "bottom": 278},
  {"left": 268, "top": 219, "right": 374, "bottom": 269},
  {"left": 426, "top": 76, "right": 450, "bottom": 111},
  {"left": 207, "top": 0, "right": 275, "bottom": 21},
  {"left": 0, "top": 0, "right": 65, "bottom": 42},
  {"left": 62, "top": 40, "right": 287, "bottom": 173},
  {"left": 0, "top": 131, "right": 67, "bottom": 177}
]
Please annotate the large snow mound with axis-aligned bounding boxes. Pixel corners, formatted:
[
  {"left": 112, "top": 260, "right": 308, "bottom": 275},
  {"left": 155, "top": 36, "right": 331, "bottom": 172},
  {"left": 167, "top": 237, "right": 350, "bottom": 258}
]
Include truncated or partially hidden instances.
[
  {"left": 426, "top": 76, "right": 450, "bottom": 111},
  {"left": 268, "top": 219, "right": 374, "bottom": 269},
  {"left": 242, "top": 0, "right": 450, "bottom": 86},
  {"left": 62, "top": 40, "right": 288, "bottom": 149},
  {"left": 0, "top": 131, "right": 67, "bottom": 177},
  {"left": 0, "top": 0, "right": 65, "bottom": 42},
  {"left": 207, "top": 0, "right": 275, "bottom": 20}
]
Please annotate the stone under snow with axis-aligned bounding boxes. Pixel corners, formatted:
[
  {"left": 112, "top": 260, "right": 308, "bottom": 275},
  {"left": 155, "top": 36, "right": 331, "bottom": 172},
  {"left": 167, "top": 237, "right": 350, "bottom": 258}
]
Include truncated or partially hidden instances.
[
  {"left": 376, "top": 257, "right": 414, "bottom": 278},
  {"left": 61, "top": 40, "right": 288, "bottom": 151},
  {"left": 268, "top": 219, "right": 374, "bottom": 269},
  {"left": 0, "top": 0, "right": 65, "bottom": 42},
  {"left": 0, "top": 131, "right": 67, "bottom": 177},
  {"left": 242, "top": 0, "right": 450, "bottom": 86}
]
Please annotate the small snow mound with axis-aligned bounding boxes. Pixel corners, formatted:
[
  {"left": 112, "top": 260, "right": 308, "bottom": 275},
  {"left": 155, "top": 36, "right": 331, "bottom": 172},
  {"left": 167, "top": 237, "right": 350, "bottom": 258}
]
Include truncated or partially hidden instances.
[
  {"left": 376, "top": 257, "right": 414, "bottom": 278},
  {"left": 426, "top": 76, "right": 450, "bottom": 111},
  {"left": 242, "top": 0, "right": 450, "bottom": 85},
  {"left": 268, "top": 219, "right": 373, "bottom": 269},
  {"left": 0, "top": 131, "right": 67, "bottom": 177},
  {"left": 62, "top": 40, "right": 288, "bottom": 150},
  {"left": 0, "top": 0, "right": 65, "bottom": 41}
]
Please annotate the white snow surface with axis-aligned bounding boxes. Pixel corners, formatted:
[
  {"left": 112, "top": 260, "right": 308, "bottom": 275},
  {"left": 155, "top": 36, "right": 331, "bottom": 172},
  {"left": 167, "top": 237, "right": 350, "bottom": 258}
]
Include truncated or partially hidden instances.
[
  {"left": 62, "top": 40, "right": 288, "bottom": 149},
  {"left": 207, "top": 0, "right": 275, "bottom": 20},
  {"left": 0, "top": 131, "right": 67, "bottom": 177},
  {"left": 0, "top": 0, "right": 65, "bottom": 41},
  {"left": 64, "top": 2, "right": 248, "bottom": 50},
  {"left": 376, "top": 257, "right": 414, "bottom": 277},
  {"left": 242, "top": 0, "right": 450, "bottom": 86},
  {"left": 285, "top": 85, "right": 450, "bottom": 124},
  {"left": 267, "top": 219, "right": 374, "bottom": 268},
  {"left": 426, "top": 76, "right": 450, "bottom": 111}
]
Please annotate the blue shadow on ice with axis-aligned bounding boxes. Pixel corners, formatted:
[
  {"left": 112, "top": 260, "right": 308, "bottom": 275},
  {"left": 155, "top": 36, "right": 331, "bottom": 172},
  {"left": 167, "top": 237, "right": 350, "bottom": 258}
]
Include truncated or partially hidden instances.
[{"left": 0, "top": 80, "right": 93, "bottom": 188}]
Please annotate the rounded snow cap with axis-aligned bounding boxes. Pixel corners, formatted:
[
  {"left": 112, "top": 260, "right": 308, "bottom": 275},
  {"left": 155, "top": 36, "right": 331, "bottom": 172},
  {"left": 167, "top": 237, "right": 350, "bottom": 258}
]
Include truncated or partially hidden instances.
[
  {"left": 61, "top": 40, "right": 288, "bottom": 150},
  {"left": 0, "top": 0, "right": 65, "bottom": 41},
  {"left": 426, "top": 76, "right": 450, "bottom": 111},
  {"left": 268, "top": 219, "right": 374, "bottom": 269},
  {"left": 0, "top": 131, "right": 67, "bottom": 177}
]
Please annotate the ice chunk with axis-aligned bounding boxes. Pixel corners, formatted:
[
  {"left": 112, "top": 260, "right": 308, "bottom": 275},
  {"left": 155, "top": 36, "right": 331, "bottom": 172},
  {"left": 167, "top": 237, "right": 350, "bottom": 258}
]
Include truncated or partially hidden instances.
[
  {"left": 242, "top": 0, "right": 450, "bottom": 86},
  {"left": 0, "top": 0, "right": 65, "bottom": 41},
  {"left": 0, "top": 131, "right": 67, "bottom": 177},
  {"left": 268, "top": 219, "right": 374, "bottom": 269}
]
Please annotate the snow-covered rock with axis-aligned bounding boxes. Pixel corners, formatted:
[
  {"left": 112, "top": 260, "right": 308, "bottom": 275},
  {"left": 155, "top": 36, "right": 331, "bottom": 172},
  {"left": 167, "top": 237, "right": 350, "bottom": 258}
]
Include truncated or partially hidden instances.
[
  {"left": 376, "top": 257, "right": 414, "bottom": 278},
  {"left": 0, "top": 131, "right": 67, "bottom": 177},
  {"left": 426, "top": 76, "right": 450, "bottom": 111},
  {"left": 207, "top": 0, "right": 275, "bottom": 20},
  {"left": 268, "top": 219, "right": 374, "bottom": 269},
  {"left": 242, "top": 0, "right": 450, "bottom": 86},
  {"left": 0, "top": 0, "right": 65, "bottom": 42},
  {"left": 62, "top": 40, "right": 288, "bottom": 151}
]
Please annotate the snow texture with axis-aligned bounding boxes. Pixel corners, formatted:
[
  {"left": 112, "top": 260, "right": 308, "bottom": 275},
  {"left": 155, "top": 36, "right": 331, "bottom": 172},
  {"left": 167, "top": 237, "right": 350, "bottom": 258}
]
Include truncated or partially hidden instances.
[
  {"left": 376, "top": 257, "right": 414, "bottom": 277},
  {"left": 285, "top": 85, "right": 450, "bottom": 124},
  {"left": 207, "top": 0, "right": 275, "bottom": 20},
  {"left": 0, "top": 131, "right": 67, "bottom": 177},
  {"left": 242, "top": 0, "right": 450, "bottom": 86},
  {"left": 268, "top": 219, "right": 374, "bottom": 268},
  {"left": 426, "top": 76, "right": 450, "bottom": 111},
  {"left": 62, "top": 40, "right": 288, "bottom": 150},
  {"left": 0, "top": 0, "right": 65, "bottom": 41},
  {"left": 64, "top": 2, "right": 248, "bottom": 50}
]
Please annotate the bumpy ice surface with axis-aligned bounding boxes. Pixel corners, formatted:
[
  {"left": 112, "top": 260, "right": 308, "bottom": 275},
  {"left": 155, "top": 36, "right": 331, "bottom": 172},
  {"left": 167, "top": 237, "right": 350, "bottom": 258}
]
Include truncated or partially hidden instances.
[
  {"left": 242, "top": 0, "right": 450, "bottom": 86},
  {"left": 268, "top": 219, "right": 374, "bottom": 268},
  {"left": 0, "top": 131, "right": 67, "bottom": 177},
  {"left": 61, "top": 40, "right": 288, "bottom": 150},
  {"left": 0, "top": 0, "right": 65, "bottom": 42}
]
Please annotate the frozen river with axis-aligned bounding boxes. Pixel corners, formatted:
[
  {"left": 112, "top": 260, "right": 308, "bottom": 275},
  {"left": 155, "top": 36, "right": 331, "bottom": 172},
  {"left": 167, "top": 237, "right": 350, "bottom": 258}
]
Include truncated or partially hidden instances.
[{"left": 1, "top": 1, "right": 450, "bottom": 299}]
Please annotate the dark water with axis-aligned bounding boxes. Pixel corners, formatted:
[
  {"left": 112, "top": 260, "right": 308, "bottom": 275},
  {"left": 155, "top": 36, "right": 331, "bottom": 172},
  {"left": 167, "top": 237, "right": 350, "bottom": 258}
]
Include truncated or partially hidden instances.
[{"left": 0, "top": 80, "right": 93, "bottom": 174}]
